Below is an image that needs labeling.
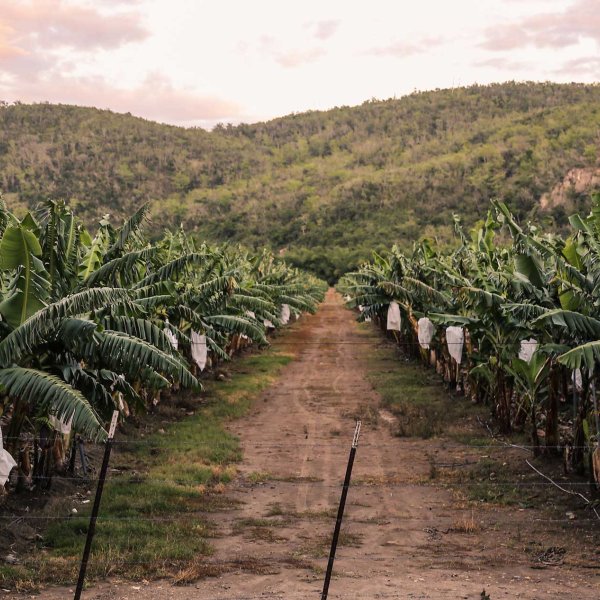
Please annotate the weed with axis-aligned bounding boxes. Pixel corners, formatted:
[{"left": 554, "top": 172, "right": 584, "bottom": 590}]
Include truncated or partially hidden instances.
[
  {"left": 247, "top": 471, "right": 273, "bottom": 483},
  {"left": 298, "top": 530, "right": 363, "bottom": 559},
  {"left": 265, "top": 502, "right": 285, "bottom": 517},
  {"left": 427, "top": 453, "right": 438, "bottom": 480},
  {"left": 232, "top": 517, "right": 288, "bottom": 530},
  {"left": 365, "top": 346, "right": 486, "bottom": 439},
  {"left": 448, "top": 511, "right": 480, "bottom": 534}
]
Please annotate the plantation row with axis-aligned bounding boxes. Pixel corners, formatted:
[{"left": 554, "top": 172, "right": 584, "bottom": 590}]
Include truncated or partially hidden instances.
[
  {"left": 0, "top": 199, "right": 326, "bottom": 493},
  {"left": 340, "top": 197, "right": 600, "bottom": 484}
]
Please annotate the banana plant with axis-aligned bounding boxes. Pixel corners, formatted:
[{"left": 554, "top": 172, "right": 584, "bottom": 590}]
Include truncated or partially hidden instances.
[
  {"left": 508, "top": 352, "right": 551, "bottom": 455},
  {"left": 341, "top": 196, "right": 600, "bottom": 473}
]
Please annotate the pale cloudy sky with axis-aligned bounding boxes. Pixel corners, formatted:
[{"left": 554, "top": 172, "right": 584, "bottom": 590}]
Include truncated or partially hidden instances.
[{"left": 0, "top": 0, "right": 598, "bottom": 128}]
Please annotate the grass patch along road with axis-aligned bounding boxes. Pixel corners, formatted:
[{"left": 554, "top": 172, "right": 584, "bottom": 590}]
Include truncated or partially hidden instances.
[{"left": 360, "top": 325, "right": 488, "bottom": 440}]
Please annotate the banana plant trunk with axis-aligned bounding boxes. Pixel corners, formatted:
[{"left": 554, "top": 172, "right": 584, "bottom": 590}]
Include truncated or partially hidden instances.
[
  {"left": 496, "top": 369, "right": 512, "bottom": 433},
  {"left": 544, "top": 364, "right": 560, "bottom": 455}
]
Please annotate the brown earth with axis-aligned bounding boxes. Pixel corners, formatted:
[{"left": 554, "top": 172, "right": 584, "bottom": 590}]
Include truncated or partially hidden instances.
[{"left": 13, "top": 290, "right": 599, "bottom": 599}]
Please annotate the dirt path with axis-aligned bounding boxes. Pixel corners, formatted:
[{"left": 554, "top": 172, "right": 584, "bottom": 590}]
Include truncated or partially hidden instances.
[{"left": 25, "top": 290, "right": 599, "bottom": 599}]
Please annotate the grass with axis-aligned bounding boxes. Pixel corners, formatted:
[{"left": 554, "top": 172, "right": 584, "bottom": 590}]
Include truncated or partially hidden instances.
[
  {"left": 456, "top": 457, "right": 554, "bottom": 507},
  {"left": 232, "top": 517, "right": 290, "bottom": 542},
  {"left": 448, "top": 511, "right": 480, "bottom": 534},
  {"left": 361, "top": 329, "right": 487, "bottom": 439},
  {"left": 296, "top": 530, "right": 363, "bottom": 559},
  {"left": 3, "top": 347, "right": 293, "bottom": 592},
  {"left": 358, "top": 325, "right": 552, "bottom": 511},
  {"left": 263, "top": 503, "right": 336, "bottom": 521},
  {"left": 246, "top": 471, "right": 274, "bottom": 483}
]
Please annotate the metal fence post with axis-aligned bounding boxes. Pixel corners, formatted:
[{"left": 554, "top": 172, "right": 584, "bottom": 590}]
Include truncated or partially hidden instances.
[
  {"left": 321, "top": 420, "right": 361, "bottom": 600},
  {"left": 73, "top": 410, "right": 119, "bottom": 600}
]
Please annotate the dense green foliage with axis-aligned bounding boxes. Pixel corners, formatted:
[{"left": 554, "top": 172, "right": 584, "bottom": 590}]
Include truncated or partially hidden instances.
[
  {"left": 2, "top": 82, "right": 600, "bottom": 282},
  {"left": 339, "top": 198, "right": 600, "bottom": 482},
  {"left": 0, "top": 198, "right": 325, "bottom": 489}
]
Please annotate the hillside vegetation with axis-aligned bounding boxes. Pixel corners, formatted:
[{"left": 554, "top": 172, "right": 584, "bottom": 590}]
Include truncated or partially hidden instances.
[{"left": 2, "top": 82, "right": 600, "bottom": 281}]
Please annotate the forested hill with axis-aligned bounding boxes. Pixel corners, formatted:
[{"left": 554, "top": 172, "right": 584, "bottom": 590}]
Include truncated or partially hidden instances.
[{"left": 2, "top": 82, "right": 600, "bottom": 281}]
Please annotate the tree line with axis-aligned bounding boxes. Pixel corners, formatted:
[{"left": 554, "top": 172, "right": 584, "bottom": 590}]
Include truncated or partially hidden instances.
[{"left": 2, "top": 82, "right": 600, "bottom": 282}]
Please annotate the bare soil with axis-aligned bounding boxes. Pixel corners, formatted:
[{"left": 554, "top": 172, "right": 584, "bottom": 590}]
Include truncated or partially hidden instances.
[{"left": 13, "top": 290, "right": 599, "bottom": 599}]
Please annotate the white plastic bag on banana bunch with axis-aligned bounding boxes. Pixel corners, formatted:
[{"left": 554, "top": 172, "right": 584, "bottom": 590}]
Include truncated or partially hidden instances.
[
  {"left": 446, "top": 326, "right": 465, "bottom": 392},
  {"left": 518, "top": 338, "right": 537, "bottom": 363},
  {"left": 164, "top": 327, "right": 179, "bottom": 351},
  {"left": 592, "top": 448, "right": 600, "bottom": 485},
  {"left": 358, "top": 304, "right": 371, "bottom": 322},
  {"left": 417, "top": 317, "right": 434, "bottom": 349},
  {"left": 446, "top": 326, "right": 464, "bottom": 364},
  {"left": 573, "top": 369, "right": 583, "bottom": 392},
  {"left": 49, "top": 412, "right": 74, "bottom": 435},
  {"left": 263, "top": 319, "right": 274, "bottom": 328},
  {"left": 0, "top": 428, "right": 16, "bottom": 485},
  {"left": 386, "top": 301, "right": 401, "bottom": 331},
  {"left": 191, "top": 331, "right": 208, "bottom": 371},
  {"left": 280, "top": 304, "right": 291, "bottom": 325}
]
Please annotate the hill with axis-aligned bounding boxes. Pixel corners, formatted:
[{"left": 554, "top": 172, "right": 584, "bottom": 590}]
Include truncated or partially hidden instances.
[{"left": 2, "top": 82, "right": 600, "bottom": 281}]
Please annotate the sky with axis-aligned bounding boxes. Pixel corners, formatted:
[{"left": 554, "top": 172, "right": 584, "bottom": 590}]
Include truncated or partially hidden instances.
[{"left": 0, "top": 0, "right": 599, "bottom": 128}]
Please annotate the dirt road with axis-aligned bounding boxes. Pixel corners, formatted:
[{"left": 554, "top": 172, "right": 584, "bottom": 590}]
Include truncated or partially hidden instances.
[{"left": 27, "top": 290, "right": 599, "bottom": 599}]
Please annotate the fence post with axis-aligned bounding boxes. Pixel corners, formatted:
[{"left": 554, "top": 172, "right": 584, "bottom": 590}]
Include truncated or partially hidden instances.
[
  {"left": 321, "top": 420, "right": 361, "bottom": 600},
  {"left": 73, "top": 410, "right": 119, "bottom": 600}
]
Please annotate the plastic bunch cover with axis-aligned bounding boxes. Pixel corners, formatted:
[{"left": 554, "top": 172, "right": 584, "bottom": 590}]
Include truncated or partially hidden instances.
[
  {"left": 518, "top": 338, "right": 538, "bottom": 363},
  {"left": 593, "top": 447, "right": 600, "bottom": 485},
  {"left": 574, "top": 369, "right": 583, "bottom": 392},
  {"left": 280, "top": 304, "right": 291, "bottom": 325},
  {"left": 264, "top": 319, "right": 274, "bottom": 328},
  {"left": 417, "top": 317, "right": 434, "bottom": 349},
  {"left": 386, "top": 301, "right": 401, "bottom": 331},
  {"left": 191, "top": 331, "right": 207, "bottom": 371},
  {"left": 164, "top": 328, "right": 178, "bottom": 351},
  {"left": 446, "top": 326, "right": 464, "bottom": 364},
  {"left": 0, "top": 428, "right": 16, "bottom": 485},
  {"left": 49, "top": 412, "right": 74, "bottom": 435}
]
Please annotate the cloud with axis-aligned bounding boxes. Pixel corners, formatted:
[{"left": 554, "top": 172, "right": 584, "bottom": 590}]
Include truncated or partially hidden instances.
[
  {"left": 0, "top": 0, "right": 148, "bottom": 61},
  {"left": 308, "top": 20, "right": 341, "bottom": 41},
  {"left": 2, "top": 71, "right": 241, "bottom": 125},
  {"left": 481, "top": 0, "right": 600, "bottom": 51},
  {"left": 252, "top": 34, "right": 325, "bottom": 69},
  {"left": 0, "top": 0, "right": 236, "bottom": 126},
  {"left": 474, "top": 57, "right": 533, "bottom": 71},
  {"left": 554, "top": 56, "right": 600, "bottom": 77},
  {"left": 275, "top": 47, "right": 325, "bottom": 68},
  {"left": 368, "top": 37, "right": 444, "bottom": 57}
]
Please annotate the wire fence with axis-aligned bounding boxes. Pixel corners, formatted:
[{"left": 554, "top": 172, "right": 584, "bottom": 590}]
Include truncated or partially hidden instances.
[
  {"left": 1, "top": 435, "right": 593, "bottom": 450},
  {"left": 1, "top": 434, "right": 598, "bottom": 600}
]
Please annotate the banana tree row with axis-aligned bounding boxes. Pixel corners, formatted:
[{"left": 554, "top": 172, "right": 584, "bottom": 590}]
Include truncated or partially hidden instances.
[
  {"left": 0, "top": 199, "right": 326, "bottom": 491},
  {"left": 340, "top": 196, "right": 600, "bottom": 481}
]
